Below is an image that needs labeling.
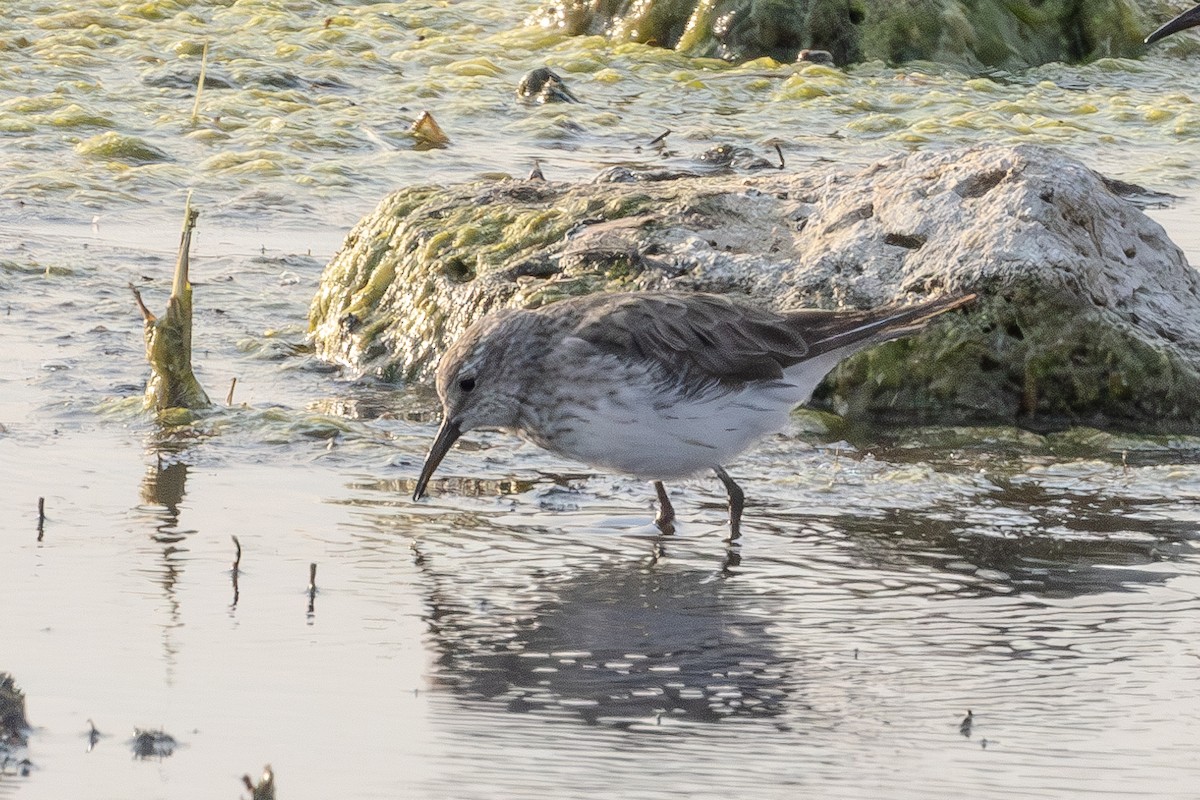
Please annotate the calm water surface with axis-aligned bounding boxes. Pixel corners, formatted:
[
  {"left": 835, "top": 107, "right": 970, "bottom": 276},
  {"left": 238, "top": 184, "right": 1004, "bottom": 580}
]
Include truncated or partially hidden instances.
[{"left": 2, "top": 1, "right": 1200, "bottom": 798}]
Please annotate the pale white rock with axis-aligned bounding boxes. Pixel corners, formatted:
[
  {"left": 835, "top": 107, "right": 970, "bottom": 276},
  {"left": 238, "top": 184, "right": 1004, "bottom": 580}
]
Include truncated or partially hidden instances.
[{"left": 310, "top": 144, "right": 1200, "bottom": 429}]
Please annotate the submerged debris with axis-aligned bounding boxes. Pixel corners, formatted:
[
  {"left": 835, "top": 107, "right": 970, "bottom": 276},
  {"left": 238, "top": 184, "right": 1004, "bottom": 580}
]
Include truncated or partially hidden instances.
[
  {"left": 1, "top": 674, "right": 29, "bottom": 735},
  {"left": 86, "top": 719, "right": 102, "bottom": 753},
  {"left": 241, "top": 764, "right": 276, "bottom": 800},
  {"left": 1, "top": 674, "right": 31, "bottom": 774},
  {"left": 516, "top": 67, "right": 579, "bottom": 104},
  {"left": 130, "top": 727, "right": 177, "bottom": 759},
  {"left": 797, "top": 48, "right": 835, "bottom": 65},
  {"left": 131, "top": 195, "right": 211, "bottom": 412}
]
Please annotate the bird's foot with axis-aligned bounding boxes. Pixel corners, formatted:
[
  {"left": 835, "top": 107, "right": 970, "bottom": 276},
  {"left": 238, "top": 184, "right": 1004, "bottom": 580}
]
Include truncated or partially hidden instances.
[{"left": 653, "top": 481, "right": 675, "bottom": 535}]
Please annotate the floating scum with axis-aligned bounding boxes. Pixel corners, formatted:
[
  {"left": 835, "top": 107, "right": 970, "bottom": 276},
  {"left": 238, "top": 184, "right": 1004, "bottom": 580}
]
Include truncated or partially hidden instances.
[{"left": 130, "top": 196, "right": 211, "bottom": 413}]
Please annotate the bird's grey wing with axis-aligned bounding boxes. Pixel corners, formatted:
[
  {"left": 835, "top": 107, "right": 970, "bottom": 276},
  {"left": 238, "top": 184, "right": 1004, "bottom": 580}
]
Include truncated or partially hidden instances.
[
  {"left": 566, "top": 291, "right": 975, "bottom": 386},
  {"left": 571, "top": 294, "right": 812, "bottom": 385},
  {"left": 780, "top": 292, "right": 976, "bottom": 362}
]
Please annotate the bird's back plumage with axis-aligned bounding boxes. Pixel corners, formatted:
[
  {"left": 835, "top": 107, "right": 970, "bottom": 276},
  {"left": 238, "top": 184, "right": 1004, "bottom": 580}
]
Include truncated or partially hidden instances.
[{"left": 549, "top": 290, "right": 973, "bottom": 391}]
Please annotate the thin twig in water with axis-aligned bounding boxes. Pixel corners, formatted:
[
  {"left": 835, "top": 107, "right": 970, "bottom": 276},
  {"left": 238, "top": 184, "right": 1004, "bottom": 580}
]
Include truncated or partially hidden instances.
[
  {"left": 190, "top": 41, "right": 209, "bottom": 125},
  {"left": 129, "top": 283, "right": 154, "bottom": 322},
  {"left": 87, "top": 719, "right": 101, "bottom": 752},
  {"left": 648, "top": 129, "right": 670, "bottom": 146},
  {"left": 775, "top": 143, "right": 785, "bottom": 169},
  {"left": 230, "top": 535, "right": 242, "bottom": 608},
  {"left": 307, "top": 562, "right": 317, "bottom": 616},
  {"left": 37, "top": 496, "right": 45, "bottom": 541},
  {"left": 226, "top": 377, "right": 237, "bottom": 406}
]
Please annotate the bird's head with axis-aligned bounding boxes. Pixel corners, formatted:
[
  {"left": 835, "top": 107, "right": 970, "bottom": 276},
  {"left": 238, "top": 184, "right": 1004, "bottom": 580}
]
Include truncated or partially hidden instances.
[{"left": 413, "top": 308, "right": 529, "bottom": 500}]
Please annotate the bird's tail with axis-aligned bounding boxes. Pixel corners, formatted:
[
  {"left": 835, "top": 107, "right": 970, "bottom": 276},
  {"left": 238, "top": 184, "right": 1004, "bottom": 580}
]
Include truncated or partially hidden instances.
[{"left": 788, "top": 292, "right": 977, "bottom": 358}]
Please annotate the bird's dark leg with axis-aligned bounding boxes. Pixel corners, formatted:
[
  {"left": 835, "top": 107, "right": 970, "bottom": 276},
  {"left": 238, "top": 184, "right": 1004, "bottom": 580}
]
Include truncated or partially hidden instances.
[
  {"left": 653, "top": 480, "right": 675, "bottom": 535},
  {"left": 713, "top": 465, "right": 744, "bottom": 541}
]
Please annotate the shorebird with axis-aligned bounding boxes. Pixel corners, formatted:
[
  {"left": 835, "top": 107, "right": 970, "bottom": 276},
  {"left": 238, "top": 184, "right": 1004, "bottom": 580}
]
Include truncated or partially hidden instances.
[
  {"left": 412, "top": 291, "right": 975, "bottom": 539},
  {"left": 1145, "top": 3, "right": 1200, "bottom": 43}
]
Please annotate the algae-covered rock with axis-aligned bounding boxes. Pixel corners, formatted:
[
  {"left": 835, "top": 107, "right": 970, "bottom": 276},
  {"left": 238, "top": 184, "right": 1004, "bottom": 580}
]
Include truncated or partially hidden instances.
[
  {"left": 309, "top": 182, "right": 663, "bottom": 382},
  {"left": 310, "top": 143, "right": 1200, "bottom": 431},
  {"left": 532, "top": 0, "right": 1148, "bottom": 67}
]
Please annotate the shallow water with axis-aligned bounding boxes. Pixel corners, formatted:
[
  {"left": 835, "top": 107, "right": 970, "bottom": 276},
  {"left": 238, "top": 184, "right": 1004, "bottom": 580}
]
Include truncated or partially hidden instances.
[{"left": 3, "top": 1, "right": 1200, "bottom": 798}]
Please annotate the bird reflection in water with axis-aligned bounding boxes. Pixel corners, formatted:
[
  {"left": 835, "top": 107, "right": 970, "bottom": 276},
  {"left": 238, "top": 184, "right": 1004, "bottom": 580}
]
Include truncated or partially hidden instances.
[{"left": 412, "top": 548, "right": 791, "bottom": 729}]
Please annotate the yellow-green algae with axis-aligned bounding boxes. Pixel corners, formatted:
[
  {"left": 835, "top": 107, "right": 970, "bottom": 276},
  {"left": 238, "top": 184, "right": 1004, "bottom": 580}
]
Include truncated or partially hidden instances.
[
  {"left": 309, "top": 180, "right": 665, "bottom": 382},
  {"left": 822, "top": 283, "right": 1200, "bottom": 431},
  {"left": 75, "top": 131, "right": 169, "bottom": 163},
  {"left": 2, "top": 0, "right": 1199, "bottom": 239}
]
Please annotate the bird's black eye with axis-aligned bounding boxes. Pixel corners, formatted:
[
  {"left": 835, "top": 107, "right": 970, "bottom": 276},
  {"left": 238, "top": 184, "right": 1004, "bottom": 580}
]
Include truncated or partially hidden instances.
[{"left": 458, "top": 377, "right": 476, "bottom": 393}]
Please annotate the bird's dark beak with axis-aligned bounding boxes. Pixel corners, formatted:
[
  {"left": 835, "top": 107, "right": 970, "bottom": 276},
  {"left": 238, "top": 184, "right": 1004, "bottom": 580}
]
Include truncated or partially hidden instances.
[
  {"left": 413, "top": 417, "right": 462, "bottom": 501},
  {"left": 1146, "top": 4, "right": 1200, "bottom": 44}
]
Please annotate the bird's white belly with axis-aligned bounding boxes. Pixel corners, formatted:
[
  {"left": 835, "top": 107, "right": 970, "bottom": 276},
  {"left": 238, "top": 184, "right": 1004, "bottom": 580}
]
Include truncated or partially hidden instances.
[{"left": 529, "top": 380, "right": 804, "bottom": 480}]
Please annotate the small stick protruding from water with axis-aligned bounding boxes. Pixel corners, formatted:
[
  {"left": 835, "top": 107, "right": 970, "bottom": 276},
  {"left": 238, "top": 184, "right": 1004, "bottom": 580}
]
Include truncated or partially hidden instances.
[
  {"left": 775, "top": 143, "right": 785, "bottom": 170},
  {"left": 226, "top": 377, "right": 237, "bottom": 406},
  {"left": 130, "top": 284, "right": 154, "bottom": 323},
  {"left": 230, "top": 535, "right": 242, "bottom": 609},
  {"left": 37, "top": 496, "right": 45, "bottom": 540},
  {"left": 190, "top": 41, "right": 209, "bottom": 125},
  {"left": 307, "top": 562, "right": 317, "bottom": 616},
  {"left": 86, "top": 718, "right": 101, "bottom": 752},
  {"left": 648, "top": 129, "right": 670, "bottom": 146}
]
